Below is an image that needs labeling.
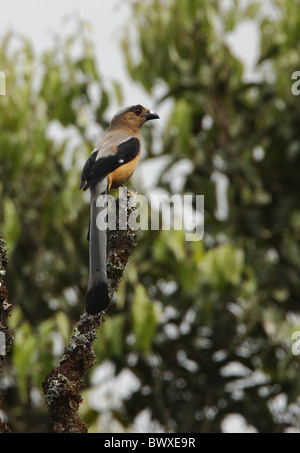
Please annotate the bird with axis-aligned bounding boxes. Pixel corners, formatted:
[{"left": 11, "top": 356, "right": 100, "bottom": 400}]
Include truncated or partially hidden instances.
[{"left": 79, "top": 104, "right": 159, "bottom": 314}]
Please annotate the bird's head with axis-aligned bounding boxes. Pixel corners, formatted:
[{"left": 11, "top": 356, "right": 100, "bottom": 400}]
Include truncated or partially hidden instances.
[{"left": 109, "top": 104, "right": 159, "bottom": 133}]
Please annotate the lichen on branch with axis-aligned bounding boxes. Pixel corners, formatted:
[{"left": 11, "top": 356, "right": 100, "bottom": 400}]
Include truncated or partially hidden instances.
[
  {"left": 42, "top": 192, "right": 138, "bottom": 433},
  {"left": 0, "top": 235, "right": 12, "bottom": 433}
]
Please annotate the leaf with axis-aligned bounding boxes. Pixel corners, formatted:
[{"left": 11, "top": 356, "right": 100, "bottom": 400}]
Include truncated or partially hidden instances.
[
  {"left": 132, "top": 284, "right": 160, "bottom": 352},
  {"left": 13, "top": 322, "right": 38, "bottom": 402},
  {"left": 200, "top": 244, "right": 245, "bottom": 289},
  {"left": 244, "top": 2, "right": 261, "bottom": 19},
  {"left": 168, "top": 99, "right": 193, "bottom": 152},
  {"left": 94, "top": 314, "right": 126, "bottom": 359},
  {"left": 111, "top": 80, "right": 124, "bottom": 105},
  {"left": 2, "top": 198, "right": 21, "bottom": 252}
]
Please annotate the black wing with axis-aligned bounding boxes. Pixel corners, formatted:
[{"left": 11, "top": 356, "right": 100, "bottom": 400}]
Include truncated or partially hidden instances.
[{"left": 79, "top": 137, "right": 140, "bottom": 191}]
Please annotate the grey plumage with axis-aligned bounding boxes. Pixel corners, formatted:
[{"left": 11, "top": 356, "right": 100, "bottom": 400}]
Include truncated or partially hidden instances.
[{"left": 85, "top": 177, "right": 110, "bottom": 314}]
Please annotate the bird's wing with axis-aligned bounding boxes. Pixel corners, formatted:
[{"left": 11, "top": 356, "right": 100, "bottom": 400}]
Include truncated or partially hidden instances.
[{"left": 79, "top": 137, "right": 140, "bottom": 191}]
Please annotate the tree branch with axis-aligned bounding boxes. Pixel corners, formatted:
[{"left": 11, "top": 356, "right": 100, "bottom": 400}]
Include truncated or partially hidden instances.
[
  {"left": 42, "top": 191, "right": 138, "bottom": 433},
  {"left": 0, "top": 235, "right": 13, "bottom": 433}
]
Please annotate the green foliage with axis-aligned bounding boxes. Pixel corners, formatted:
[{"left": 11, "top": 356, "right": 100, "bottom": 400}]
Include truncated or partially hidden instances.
[
  {"left": 132, "top": 283, "right": 160, "bottom": 352},
  {"left": 119, "top": 0, "right": 300, "bottom": 433},
  {"left": 11, "top": 308, "right": 65, "bottom": 403},
  {"left": 0, "top": 22, "right": 105, "bottom": 324},
  {"left": 1, "top": 0, "right": 300, "bottom": 434},
  {"left": 94, "top": 314, "right": 126, "bottom": 359},
  {"left": 0, "top": 19, "right": 112, "bottom": 431},
  {"left": 200, "top": 243, "right": 245, "bottom": 288}
]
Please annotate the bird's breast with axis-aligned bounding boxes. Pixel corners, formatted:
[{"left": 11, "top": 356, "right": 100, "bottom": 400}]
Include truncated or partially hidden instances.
[{"left": 108, "top": 151, "right": 141, "bottom": 189}]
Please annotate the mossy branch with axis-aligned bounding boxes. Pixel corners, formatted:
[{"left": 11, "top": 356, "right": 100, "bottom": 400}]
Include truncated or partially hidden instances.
[
  {"left": 0, "top": 235, "right": 13, "bottom": 433},
  {"left": 42, "top": 192, "right": 138, "bottom": 433}
]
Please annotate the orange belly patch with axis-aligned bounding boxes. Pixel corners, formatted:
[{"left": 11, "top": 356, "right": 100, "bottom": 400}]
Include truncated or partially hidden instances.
[{"left": 108, "top": 152, "right": 141, "bottom": 189}]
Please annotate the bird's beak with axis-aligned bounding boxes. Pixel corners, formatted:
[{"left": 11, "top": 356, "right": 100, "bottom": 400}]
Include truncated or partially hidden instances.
[{"left": 143, "top": 111, "right": 160, "bottom": 121}]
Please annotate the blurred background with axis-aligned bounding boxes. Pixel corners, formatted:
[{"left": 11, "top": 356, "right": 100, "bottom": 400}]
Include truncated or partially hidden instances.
[{"left": 1, "top": 0, "right": 300, "bottom": 433}]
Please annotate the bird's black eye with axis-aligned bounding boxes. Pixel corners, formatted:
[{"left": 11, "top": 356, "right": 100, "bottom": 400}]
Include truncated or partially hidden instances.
[{"left": 131, "top": 105, "right": 143, "bottom": 116}]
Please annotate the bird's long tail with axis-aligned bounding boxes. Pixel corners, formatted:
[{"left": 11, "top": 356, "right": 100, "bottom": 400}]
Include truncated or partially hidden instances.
[{"left": 85, "top": 177, "right": 110, "bottom": 314}]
